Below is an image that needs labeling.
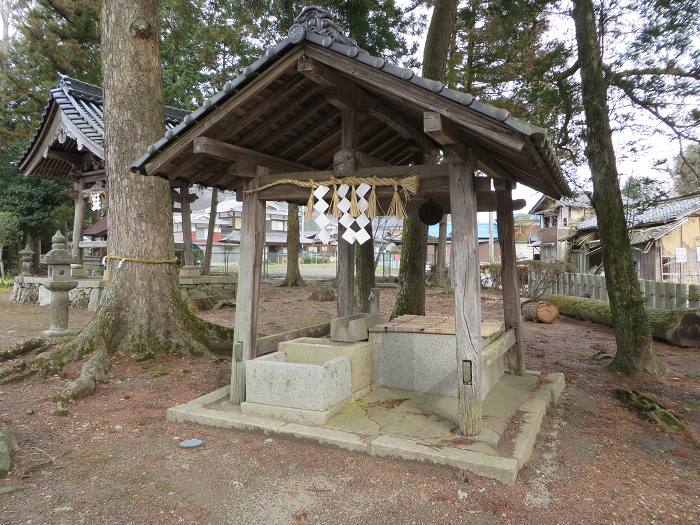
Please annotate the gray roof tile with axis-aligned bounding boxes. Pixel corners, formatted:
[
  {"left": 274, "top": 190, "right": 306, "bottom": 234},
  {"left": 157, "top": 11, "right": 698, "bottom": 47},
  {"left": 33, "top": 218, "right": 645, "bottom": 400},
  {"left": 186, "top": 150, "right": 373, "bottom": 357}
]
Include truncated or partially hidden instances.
[{"left": 129, "top": 6, "right": 570, "bottom": 198}]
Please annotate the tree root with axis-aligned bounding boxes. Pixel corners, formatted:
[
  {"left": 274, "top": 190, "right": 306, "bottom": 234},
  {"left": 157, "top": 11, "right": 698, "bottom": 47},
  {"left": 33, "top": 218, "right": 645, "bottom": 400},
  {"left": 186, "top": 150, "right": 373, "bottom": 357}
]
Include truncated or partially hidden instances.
[
  {"left": 615, "top": 389, "right": 684, "bottom": 432},
  {"left": 1, "top": 280, "right": 235, "bottom": 400},
  {"left": 55, "top": 339, "right": 110, "bottom": 403},
  {"left": 0, "top": 338, "right": 47, "bottom": 362}
]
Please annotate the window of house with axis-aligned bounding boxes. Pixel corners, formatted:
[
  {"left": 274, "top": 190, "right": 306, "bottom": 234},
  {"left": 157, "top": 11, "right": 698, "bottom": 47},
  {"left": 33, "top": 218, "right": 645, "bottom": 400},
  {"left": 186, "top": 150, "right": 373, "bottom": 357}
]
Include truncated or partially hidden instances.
[
  {"left": 174, "top": 223, "right": 182, "bottom": 232},
  {"left": 196, "top": 227, "right": 208, "bottom": 239},
  {"left": 271, "top": 220, "right": 286, "bottom": 231},
  {"left": 234, "top": 216, "right": 242, "bottom": 230},
  {"left": 552, "top": 217, "right": 558, "bottom": 227},
  {"left": 562, "top": 218, "right": 568, "bottom": 226}
]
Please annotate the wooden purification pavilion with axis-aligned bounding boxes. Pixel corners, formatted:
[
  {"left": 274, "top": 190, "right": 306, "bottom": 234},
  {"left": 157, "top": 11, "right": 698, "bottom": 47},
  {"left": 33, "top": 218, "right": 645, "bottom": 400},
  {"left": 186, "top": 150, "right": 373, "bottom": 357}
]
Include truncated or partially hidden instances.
[{"left": 132, "top": 6, "right": 571, "bottom": 435}]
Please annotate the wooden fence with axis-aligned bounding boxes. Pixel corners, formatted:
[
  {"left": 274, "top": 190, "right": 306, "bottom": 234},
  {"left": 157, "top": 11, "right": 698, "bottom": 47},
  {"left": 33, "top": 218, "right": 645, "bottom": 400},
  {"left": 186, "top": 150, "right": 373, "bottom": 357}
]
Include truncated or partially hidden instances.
[{"left": 542, "top": 272, "right": 700, "bottom": 311}]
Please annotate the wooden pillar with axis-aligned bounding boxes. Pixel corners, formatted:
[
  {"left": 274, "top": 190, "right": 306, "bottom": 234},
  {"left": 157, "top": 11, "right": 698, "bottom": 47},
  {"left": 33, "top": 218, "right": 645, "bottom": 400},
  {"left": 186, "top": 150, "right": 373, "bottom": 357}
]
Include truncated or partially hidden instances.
[
  {"left": 448, "top": 151, "right": 482, "bottom": 436},
  {"left": 335, "top": 106, "right": 357, "bottom": 317},
  {"left": 71, "top": 180, "right": 86, "bottom": 261},
  {"left": 230, "top": 167, "right": 266, "bottom": 404},
  {"left": 202, "top": 188, "right": 219, "bottom": 275},
  {"left": 496, "top": 181, "right": 526, "bottom": 376},
  {"left": 335, "top": 149, "right": 355, "bottom": 317},
  {"left": 180, "top": 184, "right": 194, "bottom": 267}
]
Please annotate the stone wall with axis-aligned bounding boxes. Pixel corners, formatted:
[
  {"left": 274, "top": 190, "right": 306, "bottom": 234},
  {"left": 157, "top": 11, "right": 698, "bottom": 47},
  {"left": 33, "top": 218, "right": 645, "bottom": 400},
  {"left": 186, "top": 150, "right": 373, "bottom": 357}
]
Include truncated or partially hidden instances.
[
  {"left": 11, "top": 276, "right": 103, "bottom": 310},
  {"left": 11, "top": 274, "right": 237, "bottom": 312},
  {"left": 179, "top": 275, "right": 237, "bottom": 309}
]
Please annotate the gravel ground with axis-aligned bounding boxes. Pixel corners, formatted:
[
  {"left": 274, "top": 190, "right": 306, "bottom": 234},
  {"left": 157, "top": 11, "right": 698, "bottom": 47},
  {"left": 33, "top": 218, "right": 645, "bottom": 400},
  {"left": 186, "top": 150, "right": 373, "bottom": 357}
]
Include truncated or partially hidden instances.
[{"left": 0, "top": 281, "right": 698, "bottom": 524}]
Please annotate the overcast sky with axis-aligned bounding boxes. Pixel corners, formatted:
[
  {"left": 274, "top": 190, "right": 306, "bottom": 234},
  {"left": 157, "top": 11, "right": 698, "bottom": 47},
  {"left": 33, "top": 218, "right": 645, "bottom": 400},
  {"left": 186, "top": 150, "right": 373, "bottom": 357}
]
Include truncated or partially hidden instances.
[{"left": 399, "top": 1, "right": 689, "bottom": 220}]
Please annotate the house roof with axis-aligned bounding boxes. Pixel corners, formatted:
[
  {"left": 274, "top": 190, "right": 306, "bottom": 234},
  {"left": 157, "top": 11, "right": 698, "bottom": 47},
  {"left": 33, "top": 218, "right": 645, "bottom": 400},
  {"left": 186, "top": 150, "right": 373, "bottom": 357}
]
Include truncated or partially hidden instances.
[
  {"left": 83, "top": 217, "right": 108, "bottom": 237},
  {"left": 130, "top": 6, "right": 570, "bottom": 200},
  {"left": 19, "top": 75, "right": 188, "bottom": 179},
  {"left": 528, "top": 194, "right": 590, "bottom": 215},
  {"left": 577, "top": 192, "right": 700, "bottom": 231}
]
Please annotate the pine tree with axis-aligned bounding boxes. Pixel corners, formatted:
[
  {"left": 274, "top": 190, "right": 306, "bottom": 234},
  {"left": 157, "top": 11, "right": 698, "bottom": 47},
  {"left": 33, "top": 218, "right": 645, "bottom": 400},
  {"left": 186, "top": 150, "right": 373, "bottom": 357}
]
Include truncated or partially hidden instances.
[{"left": 392, "top": 0, "right": 457, "bottom": 318}]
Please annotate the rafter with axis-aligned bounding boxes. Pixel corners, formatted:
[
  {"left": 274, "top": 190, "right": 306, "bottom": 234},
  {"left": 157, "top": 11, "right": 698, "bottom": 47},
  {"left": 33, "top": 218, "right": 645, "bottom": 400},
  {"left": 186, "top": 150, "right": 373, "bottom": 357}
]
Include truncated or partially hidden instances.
[
  {"left": 192, "top": 137, "right": 315, "bottom": 173},
  {"left": 299, "top": 56, "right": 434, "bottom": 153}
]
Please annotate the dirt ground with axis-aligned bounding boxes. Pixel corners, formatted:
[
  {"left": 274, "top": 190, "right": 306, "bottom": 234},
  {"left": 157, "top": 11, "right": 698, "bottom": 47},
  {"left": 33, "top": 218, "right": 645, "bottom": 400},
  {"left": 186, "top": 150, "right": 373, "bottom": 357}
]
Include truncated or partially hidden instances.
[{"left": 0, "top": 279, "right": 698, "bottom": 524}]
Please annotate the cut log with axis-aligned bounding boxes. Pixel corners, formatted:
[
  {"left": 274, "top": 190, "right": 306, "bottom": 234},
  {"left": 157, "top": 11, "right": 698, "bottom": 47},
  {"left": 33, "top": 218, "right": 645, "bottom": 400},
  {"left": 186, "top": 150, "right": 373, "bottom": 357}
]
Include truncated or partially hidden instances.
[
  {"left": 549, "top": 295, "right": 700, "bottom": 347},
  {"left": 521, "top": 301, "right": 559, "bottom": 324}
]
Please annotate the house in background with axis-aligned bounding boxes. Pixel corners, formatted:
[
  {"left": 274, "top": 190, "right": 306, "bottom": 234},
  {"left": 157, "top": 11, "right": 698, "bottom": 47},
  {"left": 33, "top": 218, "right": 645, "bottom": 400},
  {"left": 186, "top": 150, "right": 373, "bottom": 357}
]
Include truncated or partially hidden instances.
[
  {"left": 220, "top": 200, "right": 313, "bottom": 262},
  {"left": 570, "top": 192, "right": 700, "bottom": 283},
  {"left": 529, "top": 195, "right": 593, "bottom": 262}
]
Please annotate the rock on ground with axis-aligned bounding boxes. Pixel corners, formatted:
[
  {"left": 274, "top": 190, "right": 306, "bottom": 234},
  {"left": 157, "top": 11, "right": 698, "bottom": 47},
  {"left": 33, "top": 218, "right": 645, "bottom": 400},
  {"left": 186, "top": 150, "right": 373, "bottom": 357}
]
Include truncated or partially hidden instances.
[{"left": 0, "top": 425, "right": 18, "bottom": 478}]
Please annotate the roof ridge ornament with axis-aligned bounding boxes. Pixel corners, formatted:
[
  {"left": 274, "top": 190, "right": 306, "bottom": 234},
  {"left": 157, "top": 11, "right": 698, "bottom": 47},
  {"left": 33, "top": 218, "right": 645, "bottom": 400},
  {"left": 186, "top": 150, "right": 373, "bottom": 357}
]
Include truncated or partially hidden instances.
[{"left": 288, "top": 5, "right": 357, "bottom": 47}]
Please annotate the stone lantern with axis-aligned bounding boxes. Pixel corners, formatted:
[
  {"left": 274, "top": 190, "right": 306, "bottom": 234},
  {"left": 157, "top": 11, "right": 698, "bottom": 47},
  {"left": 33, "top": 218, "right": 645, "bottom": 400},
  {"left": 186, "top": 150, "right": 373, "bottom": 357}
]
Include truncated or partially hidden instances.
[{"left": 41, "top": 231, "right": 79, "bottom": 337}]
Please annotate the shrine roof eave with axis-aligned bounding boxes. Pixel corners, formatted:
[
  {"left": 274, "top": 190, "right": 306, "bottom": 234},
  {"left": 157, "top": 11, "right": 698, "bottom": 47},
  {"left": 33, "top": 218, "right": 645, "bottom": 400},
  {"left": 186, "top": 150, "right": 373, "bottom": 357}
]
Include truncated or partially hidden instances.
[
  {"left": 19, "top": 75, "right": 188, "bottom": 180},
  {"left": 129, "top": 10, "right": 571, "bottom": 200}
]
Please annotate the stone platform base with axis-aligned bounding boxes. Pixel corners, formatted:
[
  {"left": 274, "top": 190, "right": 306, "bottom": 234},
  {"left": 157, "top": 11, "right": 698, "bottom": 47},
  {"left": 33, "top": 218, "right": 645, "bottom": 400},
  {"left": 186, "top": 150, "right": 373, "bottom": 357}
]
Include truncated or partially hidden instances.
[
  {"left": 167, "top": 372, "right": 565, "bottom": 485},
  {"left": 11, "top": 273, "right": 237, "bottom": 311}
]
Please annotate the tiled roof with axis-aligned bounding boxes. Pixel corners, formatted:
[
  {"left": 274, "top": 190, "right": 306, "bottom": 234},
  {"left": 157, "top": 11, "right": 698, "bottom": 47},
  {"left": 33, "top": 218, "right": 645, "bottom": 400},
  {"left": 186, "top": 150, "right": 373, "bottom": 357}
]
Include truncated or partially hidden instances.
[
  {"left": 20, "top": 75, "right": 189, "bottom": 171},
  {"left": 131, "top": 6, "right": 569, "bottom": 198},
  {"left": 577, "top": 192, "right": 700, "bottom": 231}
]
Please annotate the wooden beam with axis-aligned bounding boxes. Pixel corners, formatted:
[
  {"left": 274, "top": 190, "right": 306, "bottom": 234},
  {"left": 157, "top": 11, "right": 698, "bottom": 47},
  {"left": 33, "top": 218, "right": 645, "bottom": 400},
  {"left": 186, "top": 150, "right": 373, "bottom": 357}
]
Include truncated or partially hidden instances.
[
  {"left": 448, "top": 150, "right": 482, "bottom": 436},
  {"left": 254, "top": 97, "right": 329, "bottom": 153},
  {"left": 294, "top": 124, "right": 341, "bottom": 163},
  {"left": 424, "top": 111, "right": 517, "bottom": 181},
  {"left": 47, "top": 150, "right": 86, "bottom": 164},
  {"left": 308, "top": 46, "right": 526, "bottom": 153},
  {"left": 230, "top": 167, "right": 267, "bottom": 404},
  {"left": 242, "top": 85, "right": 323, "bottom": 146},
  {"left": 300, "top": 57, "right": 434, "bottom": 152},
  {"left": 192, "top": 137, "right": 314, "bottom": 173},
  {"left": 496, "top": 182, "right": 526, "bottom": 376},
  {"left": 144, "top": 47, "right": 305, "bottom": 176},
  {"left": 224, "top": 75, "right": 308, "bottom": 141}
]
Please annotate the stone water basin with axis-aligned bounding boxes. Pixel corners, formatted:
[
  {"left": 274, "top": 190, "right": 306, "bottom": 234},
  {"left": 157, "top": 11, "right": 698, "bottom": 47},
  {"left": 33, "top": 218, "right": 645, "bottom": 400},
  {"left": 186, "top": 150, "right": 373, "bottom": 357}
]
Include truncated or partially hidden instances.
[{"left": 278, "top": 337, "right": 375, "bottom": 396}]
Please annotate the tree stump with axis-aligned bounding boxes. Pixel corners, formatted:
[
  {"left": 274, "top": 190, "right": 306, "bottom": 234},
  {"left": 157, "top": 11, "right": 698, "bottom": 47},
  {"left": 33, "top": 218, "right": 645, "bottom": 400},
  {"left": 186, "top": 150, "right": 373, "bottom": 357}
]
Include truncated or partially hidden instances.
[{"left": 522, "top": 301, "right": 560, "bottom": 324}]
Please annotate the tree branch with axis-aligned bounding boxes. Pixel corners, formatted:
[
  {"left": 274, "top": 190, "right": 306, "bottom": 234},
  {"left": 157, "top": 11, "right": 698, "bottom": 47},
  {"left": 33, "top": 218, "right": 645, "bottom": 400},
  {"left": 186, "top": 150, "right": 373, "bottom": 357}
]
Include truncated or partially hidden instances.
[{"left": 610, "top": 66, "right": 700, "bottom": 80}]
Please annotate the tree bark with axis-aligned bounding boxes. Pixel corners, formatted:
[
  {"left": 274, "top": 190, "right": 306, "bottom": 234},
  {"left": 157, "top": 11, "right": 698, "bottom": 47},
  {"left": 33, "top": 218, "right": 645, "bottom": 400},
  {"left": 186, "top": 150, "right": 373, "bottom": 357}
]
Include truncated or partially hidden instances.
[
  {"left": 355, "top": 222, "right": 375, "bottom": 312},
  {"left": 50, "top": 0, "right": 232, "bottom": 402},
  {"left": 392, "top": 0, "right": 457, "bottom": 315},
  {"left": 572, "top": 0, "right": 661, "bottom": 375},
  {"left": 201, "top": 188, "right": 218, "bottom": 275},
  {"left": 391, "top": 211, "right": 428, "bottom": 318},
  {"left": 280, "top": 203, "right": 304, "bottom": 287},
  {"left": 422, "top": 0, "right": 459, "bottom": 81}
]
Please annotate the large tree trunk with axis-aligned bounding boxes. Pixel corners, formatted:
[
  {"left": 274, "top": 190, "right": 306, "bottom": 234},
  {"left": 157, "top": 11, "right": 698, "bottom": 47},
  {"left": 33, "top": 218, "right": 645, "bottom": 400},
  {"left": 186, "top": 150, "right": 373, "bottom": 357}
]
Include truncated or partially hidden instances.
[
  {"left": 280, "top": 203, "right": 304, "bottom": 287},
  {"left": 392, "top": 0, "right": 457, "bottom": 316},
  {"left": 355, "top": 222, "right": 375, "bottom": 312},
  {"left": 201, "top": 188, "right": 218, "bottom": 275},
  {"left": 391, "top": 211, "right": 428, "bottom": 318},
  {"left": 49, "top": 0, "right": 231, "bottom": 402},
  {"left": 572, "top": 0, "right": 661, "bottom": 374}
]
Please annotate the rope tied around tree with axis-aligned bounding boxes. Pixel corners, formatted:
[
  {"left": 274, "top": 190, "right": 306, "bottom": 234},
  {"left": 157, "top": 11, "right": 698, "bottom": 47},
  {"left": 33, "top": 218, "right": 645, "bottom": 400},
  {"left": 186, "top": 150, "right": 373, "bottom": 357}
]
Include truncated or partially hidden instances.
[
  {"left": 103, "top": 254, "right": 178, "bottom": 268},
  {"left": 246, "top": 174, "right": 420, "bottom": 220}
]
